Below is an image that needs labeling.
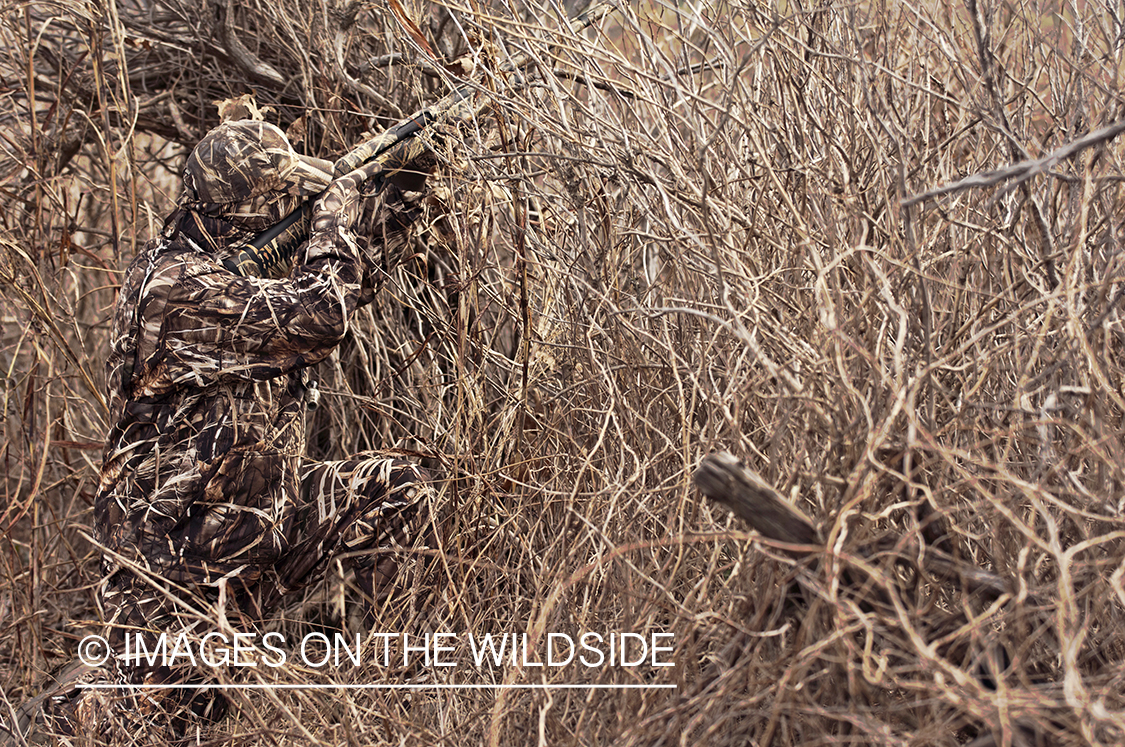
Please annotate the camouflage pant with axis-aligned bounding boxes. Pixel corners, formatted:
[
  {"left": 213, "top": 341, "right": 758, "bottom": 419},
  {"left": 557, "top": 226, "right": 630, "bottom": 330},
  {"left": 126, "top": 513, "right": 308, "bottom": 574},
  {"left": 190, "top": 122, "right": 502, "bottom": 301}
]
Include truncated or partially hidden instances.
[{"left": 43, "top": 453, "right": 432, "bottom": 744}]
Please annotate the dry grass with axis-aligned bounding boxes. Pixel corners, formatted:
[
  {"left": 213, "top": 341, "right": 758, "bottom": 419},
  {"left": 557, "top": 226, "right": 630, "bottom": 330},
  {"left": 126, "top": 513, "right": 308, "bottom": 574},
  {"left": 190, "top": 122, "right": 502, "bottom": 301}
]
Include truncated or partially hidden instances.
[{"left": 2, "top": 0, "right": 1125, "bottom": 744}]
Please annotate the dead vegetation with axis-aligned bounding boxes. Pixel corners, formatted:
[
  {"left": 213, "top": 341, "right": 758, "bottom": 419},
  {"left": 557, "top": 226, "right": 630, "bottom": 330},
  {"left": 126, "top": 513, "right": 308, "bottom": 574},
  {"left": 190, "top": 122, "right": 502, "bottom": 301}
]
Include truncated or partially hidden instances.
[{"left": 2, "top": 0, "right": 1125, "bottom": 744}]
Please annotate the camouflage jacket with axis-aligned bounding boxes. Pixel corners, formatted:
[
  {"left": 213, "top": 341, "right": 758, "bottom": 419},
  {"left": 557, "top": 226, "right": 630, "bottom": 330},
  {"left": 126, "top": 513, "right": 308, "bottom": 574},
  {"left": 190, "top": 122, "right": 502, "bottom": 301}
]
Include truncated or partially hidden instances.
[{"left": 94, "top": 180, "right": 388, "bottom": 589}]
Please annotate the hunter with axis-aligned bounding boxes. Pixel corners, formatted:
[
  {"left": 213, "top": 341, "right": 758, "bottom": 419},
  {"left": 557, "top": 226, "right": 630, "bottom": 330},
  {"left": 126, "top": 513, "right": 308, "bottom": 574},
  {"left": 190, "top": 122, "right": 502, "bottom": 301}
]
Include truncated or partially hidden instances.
[{"left": 13, "top": 119, "right": 435, "bottom": 743}]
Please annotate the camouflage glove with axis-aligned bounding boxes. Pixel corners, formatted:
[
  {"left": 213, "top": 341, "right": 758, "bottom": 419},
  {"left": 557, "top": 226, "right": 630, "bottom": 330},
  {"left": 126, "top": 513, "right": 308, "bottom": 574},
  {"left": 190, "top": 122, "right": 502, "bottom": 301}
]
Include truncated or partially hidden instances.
[
  {"left": 356, "top": 183, "right": 426, "bottom": 274},
  {"left": 311, "top": 166, "right": 373, "bottom": 233},
  {"left": 306, "top": 151, "right": 432, "bottom": 284}
]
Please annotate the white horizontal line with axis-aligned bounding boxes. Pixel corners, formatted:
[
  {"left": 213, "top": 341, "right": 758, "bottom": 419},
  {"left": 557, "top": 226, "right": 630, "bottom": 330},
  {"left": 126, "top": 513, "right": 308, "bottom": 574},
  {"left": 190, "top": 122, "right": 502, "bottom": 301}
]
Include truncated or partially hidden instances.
[{"left": 77, "top": 683, "right": 677, "bottom": 690}]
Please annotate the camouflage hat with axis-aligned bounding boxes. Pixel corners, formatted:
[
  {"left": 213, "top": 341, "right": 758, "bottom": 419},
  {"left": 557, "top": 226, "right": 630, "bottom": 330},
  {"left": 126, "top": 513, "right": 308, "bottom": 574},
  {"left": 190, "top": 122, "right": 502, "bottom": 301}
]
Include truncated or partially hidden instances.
[{"left": 183, "top": 120, "right": 334, "bottom": 205}]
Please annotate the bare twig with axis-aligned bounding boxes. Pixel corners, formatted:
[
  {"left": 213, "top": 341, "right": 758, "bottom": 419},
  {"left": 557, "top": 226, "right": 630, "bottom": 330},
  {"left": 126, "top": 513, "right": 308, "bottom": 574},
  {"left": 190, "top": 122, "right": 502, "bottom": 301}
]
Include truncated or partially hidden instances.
[
  {"left": 903, "top": 118, "right": 1125, "bottom": 206},
  {"left": 693, "top": 451, "right": 819, "bottom": 549}
]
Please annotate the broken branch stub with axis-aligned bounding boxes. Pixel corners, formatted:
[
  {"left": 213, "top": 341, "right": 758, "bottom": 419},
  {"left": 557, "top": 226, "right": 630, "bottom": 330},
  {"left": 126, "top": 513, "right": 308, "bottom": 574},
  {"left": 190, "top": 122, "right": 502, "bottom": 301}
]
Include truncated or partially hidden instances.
[{"left": 693, "top": 452, "right": 820, "bottom": 552}]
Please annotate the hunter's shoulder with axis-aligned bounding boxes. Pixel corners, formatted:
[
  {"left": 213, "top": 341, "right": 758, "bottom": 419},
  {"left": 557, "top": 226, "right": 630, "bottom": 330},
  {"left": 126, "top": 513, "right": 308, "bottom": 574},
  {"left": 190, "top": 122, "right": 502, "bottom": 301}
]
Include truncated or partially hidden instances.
[{"left": 121, "top": 237, "right": 227, "bottom": 293}]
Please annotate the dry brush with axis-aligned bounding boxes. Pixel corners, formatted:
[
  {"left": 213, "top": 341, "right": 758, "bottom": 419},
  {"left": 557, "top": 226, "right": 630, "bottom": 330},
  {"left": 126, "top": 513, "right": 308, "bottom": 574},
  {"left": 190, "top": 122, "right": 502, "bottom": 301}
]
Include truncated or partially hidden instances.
[{"left": 2, "top": 0, "right": 1124, "bottom": 744}]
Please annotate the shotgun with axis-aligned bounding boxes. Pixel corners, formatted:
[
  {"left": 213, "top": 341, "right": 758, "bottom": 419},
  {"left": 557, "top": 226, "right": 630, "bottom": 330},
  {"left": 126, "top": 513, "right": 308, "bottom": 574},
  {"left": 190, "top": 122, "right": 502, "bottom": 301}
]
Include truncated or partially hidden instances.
[{"left": 224, "top": 2, "right": 616, "bottom": 278}]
